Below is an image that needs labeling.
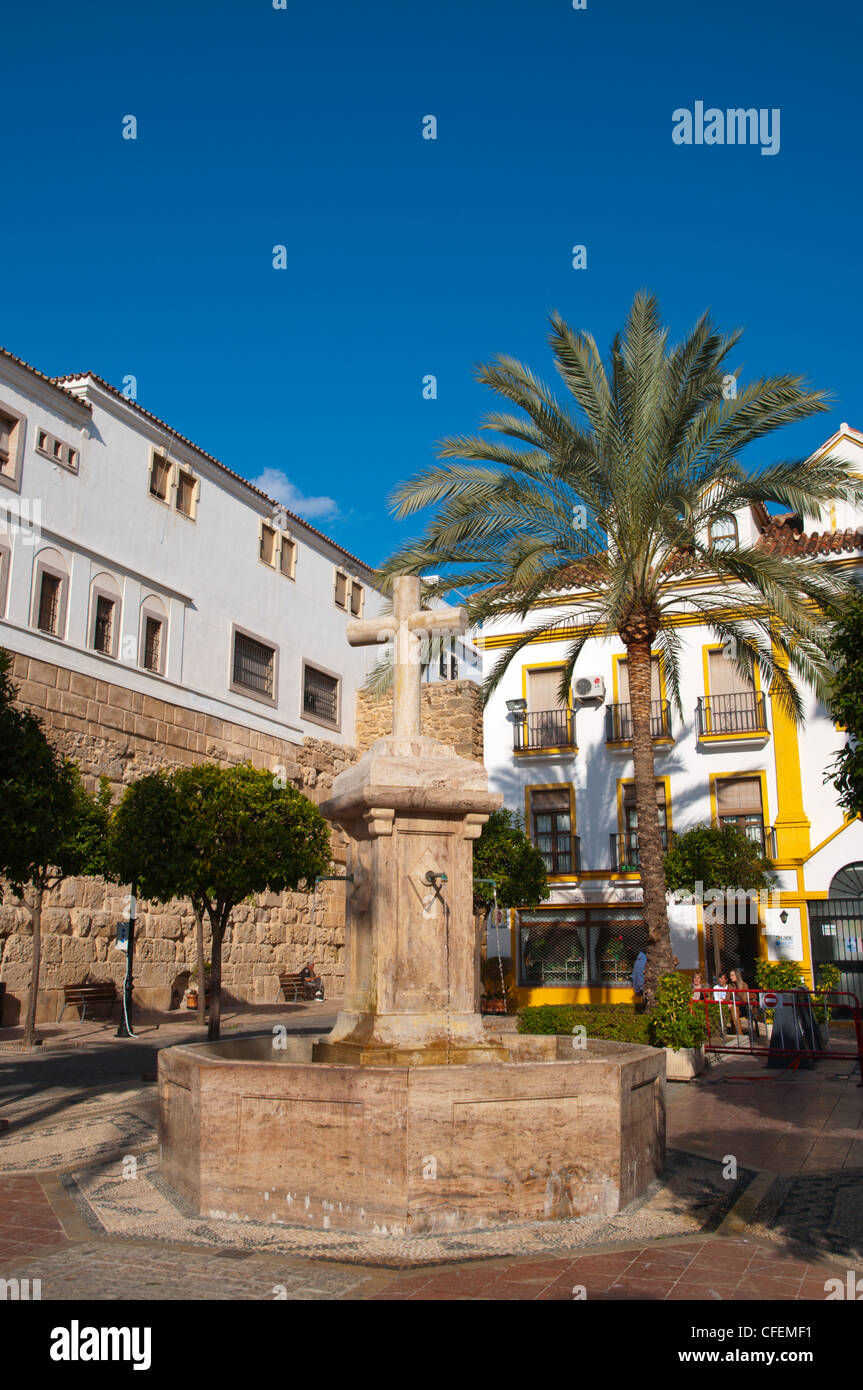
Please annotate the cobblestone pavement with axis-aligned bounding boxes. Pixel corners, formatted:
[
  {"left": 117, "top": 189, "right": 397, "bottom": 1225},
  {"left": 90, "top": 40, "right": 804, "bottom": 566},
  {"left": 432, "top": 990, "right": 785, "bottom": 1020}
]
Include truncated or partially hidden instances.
[{"left": 0, "top": 1029, "right": 860, "bottom": 1300}]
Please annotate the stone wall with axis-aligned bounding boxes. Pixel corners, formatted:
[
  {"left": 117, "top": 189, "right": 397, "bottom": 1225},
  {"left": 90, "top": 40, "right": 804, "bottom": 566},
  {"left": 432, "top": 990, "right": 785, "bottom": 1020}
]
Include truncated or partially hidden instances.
[
  {"left": 0, "top": 650, "right": 356, "bottom": 1023},
  {"left": 0, "top": 656, "right": 487, "bottom": 1024},
  {"left": 355, "top": 680, "right": 484, "bottom": 762}
]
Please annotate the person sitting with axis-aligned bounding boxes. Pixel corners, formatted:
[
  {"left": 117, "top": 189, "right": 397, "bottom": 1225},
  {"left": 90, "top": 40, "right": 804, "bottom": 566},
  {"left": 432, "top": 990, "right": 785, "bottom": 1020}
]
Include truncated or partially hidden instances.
[
  {"left": 691, "top": 971, "right": 707, "bottom": 1000},
  {"left": 300, "top": 961, "right": 324, "bottom": 1000}
]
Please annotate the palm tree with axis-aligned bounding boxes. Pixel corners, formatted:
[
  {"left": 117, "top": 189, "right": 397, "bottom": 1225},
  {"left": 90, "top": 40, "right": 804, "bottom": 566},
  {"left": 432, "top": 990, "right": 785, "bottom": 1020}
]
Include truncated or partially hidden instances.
[{"left": 381, "top": 290, "right": 861, "bottom": 1004}]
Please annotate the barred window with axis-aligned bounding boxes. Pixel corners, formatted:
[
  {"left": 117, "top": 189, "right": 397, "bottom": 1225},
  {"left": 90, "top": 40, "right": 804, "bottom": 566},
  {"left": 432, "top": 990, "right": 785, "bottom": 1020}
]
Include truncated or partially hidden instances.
[
  {"left": 233, "top": 631, "right": 275, "bottom": 698},
  {"left": 93, "top": 595, "right": 115, "bottom": 656},
  {"left": 38, "top": 572, "right": 61, "bottom": 634},
  {"left": 143, "top": 616, "right": 163, "bottom": 673},
  {"left": 303, "top": 664, "right": 339, "bottom": 725}
]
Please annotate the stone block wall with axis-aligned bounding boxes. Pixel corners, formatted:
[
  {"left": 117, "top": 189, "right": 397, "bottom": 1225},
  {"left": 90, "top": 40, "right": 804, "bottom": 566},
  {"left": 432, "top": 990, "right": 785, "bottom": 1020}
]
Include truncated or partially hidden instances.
[
  {"left": 0, "top": 655, "right": 486, "bottom": 1024},
  {"left": 0, "top": 650, "right": 356, "bottom": 1023},
  {"left": 355, "top": 679, "right": 484, "bottom": 762}
]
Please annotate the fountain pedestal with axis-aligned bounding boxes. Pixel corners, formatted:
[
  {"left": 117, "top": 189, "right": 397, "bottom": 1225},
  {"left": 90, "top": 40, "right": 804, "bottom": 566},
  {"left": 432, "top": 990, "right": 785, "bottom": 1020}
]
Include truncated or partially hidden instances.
[{"left": 314, "top": 733, "right": 507, "bottom": 1065}]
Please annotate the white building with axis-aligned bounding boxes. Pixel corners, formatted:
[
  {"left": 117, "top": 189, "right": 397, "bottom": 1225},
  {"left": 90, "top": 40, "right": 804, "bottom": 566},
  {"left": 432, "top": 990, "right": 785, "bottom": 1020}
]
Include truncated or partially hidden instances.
[
  {"left": 480, "top": 425, "right": 863, "bottom": 1009},
  {"left": 0, "top": 349, "right": 383, "bottom": 748}
]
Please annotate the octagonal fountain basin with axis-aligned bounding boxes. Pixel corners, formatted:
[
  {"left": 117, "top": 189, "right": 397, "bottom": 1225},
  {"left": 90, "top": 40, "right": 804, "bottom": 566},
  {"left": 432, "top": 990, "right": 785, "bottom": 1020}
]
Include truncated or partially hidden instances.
[{"left": 158, "top": 1031, "right": 665, "bottom": 1236}]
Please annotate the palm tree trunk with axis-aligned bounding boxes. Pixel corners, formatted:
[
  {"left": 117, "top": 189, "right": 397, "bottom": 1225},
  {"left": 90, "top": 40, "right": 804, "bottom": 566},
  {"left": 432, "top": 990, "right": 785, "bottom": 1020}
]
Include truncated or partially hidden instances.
[
  {"left": 23, "top": 882, "right": 43, "bottom": 1048},
  {"left": 626, "top": 640, "right": 675, "bottom": 1007}
]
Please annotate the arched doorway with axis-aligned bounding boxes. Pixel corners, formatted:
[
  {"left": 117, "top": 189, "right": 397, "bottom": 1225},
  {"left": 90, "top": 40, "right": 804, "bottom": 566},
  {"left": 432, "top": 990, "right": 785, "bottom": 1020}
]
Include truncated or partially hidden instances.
[{"left": 807, "top": 863, "right": 863, "bottom": 1007}]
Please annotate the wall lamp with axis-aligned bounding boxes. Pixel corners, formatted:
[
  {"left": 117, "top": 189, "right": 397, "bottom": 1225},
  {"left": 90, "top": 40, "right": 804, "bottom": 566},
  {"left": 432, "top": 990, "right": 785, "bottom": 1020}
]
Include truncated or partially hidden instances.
[{"left": 505, "top": 698, "right": 527, "bottom": 714}]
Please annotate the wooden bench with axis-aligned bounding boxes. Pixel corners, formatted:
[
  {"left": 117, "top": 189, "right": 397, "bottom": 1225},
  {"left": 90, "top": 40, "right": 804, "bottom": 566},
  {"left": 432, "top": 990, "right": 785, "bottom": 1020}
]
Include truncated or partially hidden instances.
[
  {"left": 59, "top": 982, "right": 118, "bottom": 1022},
  {"left": 279, "top": 972, "right": 320, "bottom": 1003}
]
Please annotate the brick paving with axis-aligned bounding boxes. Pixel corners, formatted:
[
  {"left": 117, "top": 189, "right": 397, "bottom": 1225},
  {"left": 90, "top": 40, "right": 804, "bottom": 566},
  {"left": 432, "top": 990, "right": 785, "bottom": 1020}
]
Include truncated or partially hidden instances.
[{"left": 0, "top": 1026, "right": 860, "bottom": 1301}]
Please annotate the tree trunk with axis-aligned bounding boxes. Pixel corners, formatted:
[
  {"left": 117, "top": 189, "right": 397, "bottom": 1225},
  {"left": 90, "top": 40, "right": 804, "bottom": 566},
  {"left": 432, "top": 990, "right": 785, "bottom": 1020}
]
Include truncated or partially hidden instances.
[
  {"left": 23, "top": 882, "right": 43, "bottom": 1048},
  {"left": 193, "top": 904, "right": 206, "bottom": 1027},
  {"left": 626, "top": 639, "right": 675, "bottom": 1008},
  {"left": 206, "top": 906, "right": 229, "bottom": 1043}
]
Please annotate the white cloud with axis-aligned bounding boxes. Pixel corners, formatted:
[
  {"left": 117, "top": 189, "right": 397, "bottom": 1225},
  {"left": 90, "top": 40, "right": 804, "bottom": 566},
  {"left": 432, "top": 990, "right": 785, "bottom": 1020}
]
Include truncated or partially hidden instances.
[{"left": 250, "top": 468, "right": 338, "bottom": 521}]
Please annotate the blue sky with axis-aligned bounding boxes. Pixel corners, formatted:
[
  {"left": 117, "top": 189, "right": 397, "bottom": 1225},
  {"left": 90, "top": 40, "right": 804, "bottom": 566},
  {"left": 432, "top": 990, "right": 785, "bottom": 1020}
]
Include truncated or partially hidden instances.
[{"left": 2, "top": 0, "right": 860, "bottom": 567}]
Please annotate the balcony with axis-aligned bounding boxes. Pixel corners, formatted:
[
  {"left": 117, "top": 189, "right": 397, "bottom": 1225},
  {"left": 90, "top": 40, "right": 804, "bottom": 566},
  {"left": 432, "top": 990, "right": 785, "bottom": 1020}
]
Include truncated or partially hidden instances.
[
  {"left": 696, "top": 692, "right": 768, "bottom": 741},
  {"left": 534, "top": 834, "right": 581, "bottom": 877},
  {"left": 605, "top": 699, "right": 672, "bottom": 745},
  {"left": 717, "top": 820, "right": 777, "bottom": 860},
  {"left": 610, "top": 828, "right": 671, "bottom": 873},
  {"left": 513, "top": 708, "right": 576, "bottom": 753}
]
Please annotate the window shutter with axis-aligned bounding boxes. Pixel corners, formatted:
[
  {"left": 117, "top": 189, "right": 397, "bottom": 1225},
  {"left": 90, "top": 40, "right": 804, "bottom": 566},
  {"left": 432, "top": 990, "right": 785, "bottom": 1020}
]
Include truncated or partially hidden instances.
[
  {"left": 530, "top": 788, "right": 572, "bottom": 812},
  {"left": 527, "top": 667, "right": 566, "bottom": 711},
  {"left": 716, "top": 777, "right": 763, "bottom": 815},
  {"left": 708, "top": 649, "right": 754, "bottom": 697}
]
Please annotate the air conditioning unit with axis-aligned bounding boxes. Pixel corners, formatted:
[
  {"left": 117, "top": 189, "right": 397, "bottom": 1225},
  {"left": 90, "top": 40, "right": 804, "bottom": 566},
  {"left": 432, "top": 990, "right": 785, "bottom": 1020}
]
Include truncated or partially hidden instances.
[{"left": 574, "top": 675, "right": 606, "bottom": 702}]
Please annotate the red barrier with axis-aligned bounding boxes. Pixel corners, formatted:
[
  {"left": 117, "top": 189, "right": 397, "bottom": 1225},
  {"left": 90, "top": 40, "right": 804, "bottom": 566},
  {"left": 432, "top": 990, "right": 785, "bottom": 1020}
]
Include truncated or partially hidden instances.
[{"left": 694, "top": 988, "right": 863, "bottom": 1085}]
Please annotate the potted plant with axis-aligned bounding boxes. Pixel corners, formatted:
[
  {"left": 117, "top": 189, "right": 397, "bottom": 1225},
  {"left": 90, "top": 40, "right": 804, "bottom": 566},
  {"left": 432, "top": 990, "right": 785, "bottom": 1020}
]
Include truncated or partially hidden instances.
[
  {"left": 648, "top": 971, "right": 708, "bottom": 1080},
  {"left": 187, "top": 960, "right": 211, "bottom": 1011},
  {"left": 480, "top": 958, "right": 511, "bottom": 1015}
]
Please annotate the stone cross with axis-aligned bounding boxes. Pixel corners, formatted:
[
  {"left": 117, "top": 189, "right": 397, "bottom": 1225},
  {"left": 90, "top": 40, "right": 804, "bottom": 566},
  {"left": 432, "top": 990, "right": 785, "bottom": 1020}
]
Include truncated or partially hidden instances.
[{"left": 347, "top": 576, "right": 468, "bottom": 737}]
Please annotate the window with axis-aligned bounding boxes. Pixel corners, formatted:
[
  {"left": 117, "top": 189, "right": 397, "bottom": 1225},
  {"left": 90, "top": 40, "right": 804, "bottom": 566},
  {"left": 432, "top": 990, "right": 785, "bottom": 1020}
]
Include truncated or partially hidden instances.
[
  {"left": 615, "top": 782, "right": 669, "bottom": 868},
  {"left": 520, "top": 666, "right": 573, "bottom": 749},
  {"left": 279, "top": 535, "right": 296, "bottom": 578},
  {"left": 708, "top": 515, "right": 738, "bottom": 551},
  {"left": 349, "top": 580, "right": 364, "bottom": 617},
  {"left": 0, "top": 407, "right": 23, "bottom": 488},
  {"left": 259, "top": 522, "right": 277, "bottom": 566},
  {"left": 303, "top": 663, "right": 340, "bottom": 728},
  {"left": 702, "top": 647, "right": 764, "bottom": 734},
  {"left": 149, "top": 454, "right": 171, "bottom": 501},
  {"left": 232, "top": 631, "right": 276, "bottom": 699},
  {"left": 715, "top": 776, "right": 765, "bottom": 845},
  {"left": 143, "top": 616, "right": 163, "bottom": 673},
  {"left": 37, "top": 572, "right": 61, "bottom": 634},
  {"left": 92, "top": 595, "right": 115, "bottom": 656},
  {"left": 35, "top": 427, "right": 78, "bottom": 471},
  {"left": 531, "top": 788, "right": 576, "bottom": 874},
  {"left": 334, "top": 571, "right": 348, "bottom": 609},
  {"left": 175, "top": 470, "right": 197, "bottom": 518}
]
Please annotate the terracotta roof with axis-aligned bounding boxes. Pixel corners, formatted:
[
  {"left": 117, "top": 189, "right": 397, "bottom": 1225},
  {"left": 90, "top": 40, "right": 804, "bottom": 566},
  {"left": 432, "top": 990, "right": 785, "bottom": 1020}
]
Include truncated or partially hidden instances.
[
  {"left": 756, "top": 514, "right": 863, "bottom": 557},
  {"left": 51, "top": 371, "right": 375, "bottom": 575},
  {"left": 0, "top": 347, "right": 91, "bottom": 413}
]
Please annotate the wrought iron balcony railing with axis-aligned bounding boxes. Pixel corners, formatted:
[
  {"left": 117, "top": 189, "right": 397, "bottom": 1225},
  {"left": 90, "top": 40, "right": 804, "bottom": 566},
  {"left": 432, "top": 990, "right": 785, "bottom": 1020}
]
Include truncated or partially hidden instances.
[
  {"left": 610, "top": 827, "right": 671, "bottom": 872},
  {"left": 533, "top": 834, "right": 581, "bottom": 877},
  {"left": 513, "top": 708, "right": 576, "bottom": 752},
  {"left": 716, "top": 820, "right": 777, "bottom": 860},
  {"left": 605, "top": 699, "right": 671, "bottom": 743},
  {"left": 696, "top": 692, "right": 767, "bottom": 737}
]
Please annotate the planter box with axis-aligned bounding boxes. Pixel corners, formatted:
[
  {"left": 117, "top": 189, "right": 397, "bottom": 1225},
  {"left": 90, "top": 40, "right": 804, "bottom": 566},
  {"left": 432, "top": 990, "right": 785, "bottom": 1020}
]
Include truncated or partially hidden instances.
[{"left": 664, "top": 1044, "right": 705, "bottom": 1081}]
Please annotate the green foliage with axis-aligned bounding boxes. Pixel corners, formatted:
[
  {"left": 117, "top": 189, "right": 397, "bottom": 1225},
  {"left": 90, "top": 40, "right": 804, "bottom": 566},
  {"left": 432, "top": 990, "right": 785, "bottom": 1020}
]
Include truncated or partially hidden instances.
[
  {"left": 813, "top": 961, "right": 841, "bottom": 1024},
  {"left": 824, "top": 590, "right": 863, "bottom": 816},
  {"left": 753, "top": 960, "right": 805, "bottom": 991},
  {"left": 664, "top": 823, "right": 774, "bottom": 895},
  {"left": 518, "top": 1003, "right": 651, "bottom": 1045},
  {"left": 472, "top": 808, "right": 549, "bottom": 911},
  {"left": 107, "top": 762, "right": 332, "bottom": 1038},
  {"left": 647, "top": 972, "right": 708, "bottom": 1051},
  {"left": 0, "top": 651, "right": 108, "bottom": 895}
]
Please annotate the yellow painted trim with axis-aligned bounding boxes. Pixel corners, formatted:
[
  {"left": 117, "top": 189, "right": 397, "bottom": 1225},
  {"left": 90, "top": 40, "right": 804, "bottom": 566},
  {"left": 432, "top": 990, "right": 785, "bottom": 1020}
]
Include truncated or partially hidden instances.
[
  {"left": 770, "top": 637, "right": 811, "bottom": 859},
  {"left": 512, "top": 986, "right": 638, "bottom": 1007},
  {"left": 521, "top": 659, "right": 573, "bottom": 710},
  {"left": 697, "top": 732, "right": 769, "bottom": 743},
  {"left": 514, "top": 746, "right": 579, "bottom": 758},
  {"left": 708, "top": 769, "right": 771, "bottom": 841},
  {"left": 803, "top": 815, "right": 860, "bottom": 862}
]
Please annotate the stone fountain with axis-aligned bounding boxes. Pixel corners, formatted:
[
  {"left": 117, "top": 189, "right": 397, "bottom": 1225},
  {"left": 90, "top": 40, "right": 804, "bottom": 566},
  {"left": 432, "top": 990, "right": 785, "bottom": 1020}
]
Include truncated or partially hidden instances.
[{"left": 158, "top": 579, "right": 665, "bottom": 1235}]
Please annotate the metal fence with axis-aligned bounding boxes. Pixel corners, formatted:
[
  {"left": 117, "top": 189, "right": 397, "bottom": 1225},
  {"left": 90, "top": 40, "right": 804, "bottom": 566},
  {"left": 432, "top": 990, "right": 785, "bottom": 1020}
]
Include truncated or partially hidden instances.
[
  {"left": 518, "top": 907, "right": 647, "bottom": 987},
  {"left": 696, "top": 988, "right": 863, "bottom": 1080}
]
